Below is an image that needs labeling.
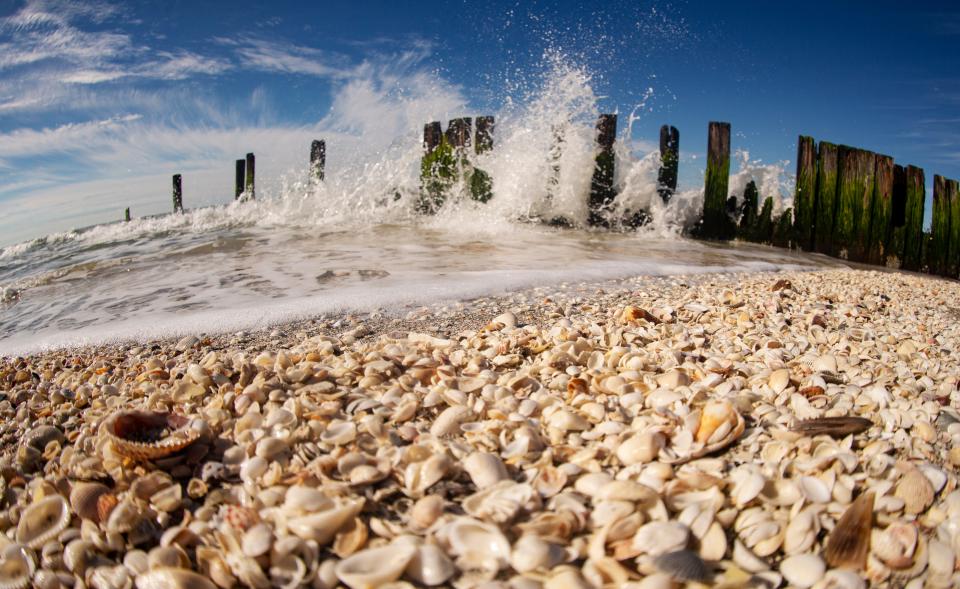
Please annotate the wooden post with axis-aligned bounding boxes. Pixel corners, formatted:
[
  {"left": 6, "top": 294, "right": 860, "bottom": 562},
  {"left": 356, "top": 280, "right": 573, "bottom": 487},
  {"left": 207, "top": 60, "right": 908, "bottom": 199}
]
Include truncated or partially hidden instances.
[
  {"left": 446, "top": 117, "right": 472, "bottom": 150},
  {"left": 588, "top": 114, "right": 618, "bottom": 226},
  {"left": 310, "top": 140, "right": 326, "bottom": 182},
  {"left": 814, "top": 141, "right": 838, "bottom": 254},
  {"left": 887, "top": 164, "right": 907, "bottom": 267},
  {"left": 902, "top": 166, "right": 926, "bottom": 270},
  {"left": 235, "top": 159, "right": 245, "bottom": 200},
  {"left": 419, "top": 121, "right": 451, "bottom": 214},
  {"left": 772, "top": 208, "right": 793, "bottom": 248},
  {"left": 702, "top": 121, "right": 733, "bottom": 239},
  {"left": 245, "top": 153, "right": 255, "bottom": 200},
  {"left": 423, "top": 121, "right": 442, "bottom": 154},
  {"left": 931, "top": 175, "right": 950, "bottom": 275},
  {"left": 471, "top": 116, "right": 494, "bottom": 203},
  {"left": 756, "top": 196, "right": 774, "bottom": 243},
  {"left": 949, "top": 179, "right": 960, "bottom": 277},
  {"left": 867, "top": 154, "right": 894, "bottom": 266},
  {"left": 657, "top": 125, "right": 679, "bottom": 203},
  {"left": 833, "top": 147, "right": 875, "bottom": 260},
  {"left": 738, "top": 180, "right": 759, "bottom": 239},
  {"left": 172, "top": 174, "right": 183, "bottom": 213},
  {"left": 793, "top": 135, "right": 817, "bottom": 250},
  {"left": 124, "top": 207, "right": 130, "bottom": 222}
]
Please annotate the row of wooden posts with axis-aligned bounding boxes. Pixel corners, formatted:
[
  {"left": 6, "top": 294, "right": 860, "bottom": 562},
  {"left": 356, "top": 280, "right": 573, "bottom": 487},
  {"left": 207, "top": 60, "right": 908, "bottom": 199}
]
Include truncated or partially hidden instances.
[{"left": 131, "top": 116, "right": 960, "bottom": 282}]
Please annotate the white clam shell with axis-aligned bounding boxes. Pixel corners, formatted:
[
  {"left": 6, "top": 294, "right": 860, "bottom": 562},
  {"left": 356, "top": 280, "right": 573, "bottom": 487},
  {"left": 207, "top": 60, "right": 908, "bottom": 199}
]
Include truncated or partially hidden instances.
[
  {"left": 633, "top": 521, "right": 689, "bottom": 557},
  {"left": 779, "top": 553, "right": 825, "bottom": 588},
  {"left": 335, "top": 543, "right": 417, "bottom": 589},
  {"left": 463, "top": 452, "right": 509, "bottom": 488},
  {"left": 510, "top": 534, "right": 565, "bottom": 573},
  {"left": 444, "top": 517, "right": 511, "bottom": 572},
  {"left": 404, "top": 544, "right": 455, "bottom": 586},
  {"left": 286, "top": 498, "right": 364, "bottom": 545},
  {"left": 135, "top": 567, "right": 217, "bottom": 589}
]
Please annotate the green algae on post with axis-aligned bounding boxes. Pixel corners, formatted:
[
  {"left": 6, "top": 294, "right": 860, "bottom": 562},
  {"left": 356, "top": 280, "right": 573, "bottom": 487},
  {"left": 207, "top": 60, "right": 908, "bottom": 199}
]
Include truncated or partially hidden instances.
[
  {"left": 772, "top": 208, "right": 793, "bottom": 248},
  {"left": 755, "top": 196, "right": 774, "bottom": 243},
  {"left": 793, "top": 135, "right": 817, "bottom": 250},
  {"left": 903, "top": 166, "right": 926, "bottom": 271},
  {"left": 124, "top": 207, "right": 130, "bottom": 222},
  {"left": 833, "top": 147, "right": 875, "bottom": 261},
  {"left": 867, "top": 155, "right": 894, "bottom": 266},
  {"left": 471, "top": 116, "right": 495, "bottom": 203},
  {"left": 418, "top": 121, "right": 452, "bottom": 214},
  {"left": 658, "top": 125, "right": 679, "bottom": 203},
  {"left": 948, "top": 179, "right": 960, "bottom": 278},
  {"left": 931, "top": 175, "right": 951, "bottom": 276},
  {"left": 814, "top": 142, "right": 838, "bottom": 254},
  {"left": 702, "top": 121, "right": 734, "bottom": 239},
  {"left": 588, "top": 114, "right": 617, "bottom": 226}
]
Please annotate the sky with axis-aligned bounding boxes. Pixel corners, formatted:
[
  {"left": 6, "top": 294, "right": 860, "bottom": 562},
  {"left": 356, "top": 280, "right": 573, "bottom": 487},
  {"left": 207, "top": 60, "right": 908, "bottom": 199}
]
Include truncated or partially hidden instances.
[{"left": 1, "top": 0, "right": 959, "bottom": 246}]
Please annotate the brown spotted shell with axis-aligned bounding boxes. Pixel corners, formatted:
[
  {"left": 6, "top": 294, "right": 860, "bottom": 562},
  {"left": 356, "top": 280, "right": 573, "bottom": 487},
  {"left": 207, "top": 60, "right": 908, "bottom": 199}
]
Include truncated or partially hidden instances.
[
  {"left": 103, "top": 411, "right": 199, "bottom": 461},
  {"left": 69, "top": 482, "right": 112, "bottom": 522}
]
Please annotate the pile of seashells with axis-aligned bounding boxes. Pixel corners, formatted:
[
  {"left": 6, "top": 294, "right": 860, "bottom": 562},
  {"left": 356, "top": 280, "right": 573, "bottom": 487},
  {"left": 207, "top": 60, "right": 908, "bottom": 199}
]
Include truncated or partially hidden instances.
[{"left": 1, "top": 269, "right": 959, "bottom": 589}]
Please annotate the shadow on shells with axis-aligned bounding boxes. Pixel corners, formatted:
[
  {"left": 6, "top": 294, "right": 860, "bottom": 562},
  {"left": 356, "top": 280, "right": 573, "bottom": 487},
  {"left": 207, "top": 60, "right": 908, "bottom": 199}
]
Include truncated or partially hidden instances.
[{"left": 102, "top": 410, "right": 202, "bottom": 462}]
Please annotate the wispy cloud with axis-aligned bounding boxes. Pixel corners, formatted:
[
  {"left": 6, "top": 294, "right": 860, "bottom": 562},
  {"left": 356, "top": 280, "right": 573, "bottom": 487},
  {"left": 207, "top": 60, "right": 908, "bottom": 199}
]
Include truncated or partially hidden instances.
[{"left": 221, "top": 36, "right": 354, "bottom": 78}]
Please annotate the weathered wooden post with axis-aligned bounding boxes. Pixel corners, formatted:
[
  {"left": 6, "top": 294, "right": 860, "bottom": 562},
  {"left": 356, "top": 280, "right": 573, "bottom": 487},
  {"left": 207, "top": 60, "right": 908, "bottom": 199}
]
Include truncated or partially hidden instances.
[
  {"left": 793, "top": 135, "right": 817, "bottom": 250},
  {"left": 172, "top": 174, "right": 183, "bottom": 214},
  {"left": 902, "top": 166, "right": 926, "bottom": 270},
  {"left": 235, "top": 159, "right": 245, "bottom": 200},
  {"left": 702, "top": 121, "right": 733, "bottom": 239},
  {"left": 588, "top": 114, "right": 618, "bottom": 226},
  {"left": 833, "top": 147, "right": 875, "bottom": 260},
  {"left": 419, "top": 121, "right": 450, "bottom": 213},
  {"left": 471, "top": 116, "right": 494, "bottom": 202},
  {"left": 950, "top": 179, "right": 960, "bottom": 277},
  {"left": 756, "top": 196, "right": 774, "bottom": 243},
  {"left": 657, "top": 125, "right": 679, "bottom": 203},
  {"left": 446, "top": 117, "right": 473, "bottom": 150},
  {"left": 738, "top": 180, "right": 759, "bottom": 239},
  {"left": 931, "top": 175, "right": 950, "bottom": 275},
  {"left": 310, "top": 140, "right": 326, "bottom": 182},
  {"left": 124, "top": 207, "right": 130, "bottom": 222},
  {"left": 867, "top": 154, "right": 894, "bottom": 265},
  {"left": 772, "top": 208, "right": 793, "bottom": 248},
  {"left": 814, "top": 141, "right": 838, "bottom": 254},
  {"left": 887, "top": 164, "right": 908, "bottom": 266},
  {"left": 245, "top": 153, "right": 256, "bottom": 200}
]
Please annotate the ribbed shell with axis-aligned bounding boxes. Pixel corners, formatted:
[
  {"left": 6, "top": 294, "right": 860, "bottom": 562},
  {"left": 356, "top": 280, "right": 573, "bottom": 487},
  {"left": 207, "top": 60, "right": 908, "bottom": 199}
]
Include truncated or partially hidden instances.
[
  {"left": 15, "top": 495, "right": 71, "bottom": 550},
  {"left": 135, "top": 568, "right": 217, "bottom": 589},
  {"left": 103, "top": 410, "right": 199, "bottom": 461},
  {"left": 0, "top": 544, "right": 35, "bottom": 589},
  {"left": 69, "top": 482, "right": 112, "bottom": 522}
]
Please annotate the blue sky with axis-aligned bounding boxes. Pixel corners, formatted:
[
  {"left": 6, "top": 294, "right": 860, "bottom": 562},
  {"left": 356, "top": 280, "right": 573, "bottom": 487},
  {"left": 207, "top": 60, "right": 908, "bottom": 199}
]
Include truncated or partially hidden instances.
[{"left": 1, "top": 0, "right": 959, "bottom": 246}]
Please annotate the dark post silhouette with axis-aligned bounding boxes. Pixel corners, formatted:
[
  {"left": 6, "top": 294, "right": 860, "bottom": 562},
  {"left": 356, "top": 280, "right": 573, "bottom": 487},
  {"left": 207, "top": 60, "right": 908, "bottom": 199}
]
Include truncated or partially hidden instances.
[
  {"left": 311, "top": 140, "right": 326, "bottom": 182},
  {"left": 793, "top": 135, "right": 817, "bottom": 250},
  {"left": 657, "top": 125, "right": 679, "bottom": 203},
  {"left": 235, "top": 159, "right": 245, "bottom": 200},
  {"left": 588, "top": 113, "right": 617, "bottom": 225},
  {"left": 702, "top": 121, "right": 733, "bottom": 238},
  {"left": 245, "top": 153, "right": 256, "bottom": 200},
  {"left": 172, "top": 174, "right": 183, "bottom": 214}
]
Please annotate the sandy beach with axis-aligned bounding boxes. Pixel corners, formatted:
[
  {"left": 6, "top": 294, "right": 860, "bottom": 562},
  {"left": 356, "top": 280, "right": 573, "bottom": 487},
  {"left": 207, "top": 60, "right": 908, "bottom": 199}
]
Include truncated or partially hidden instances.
[{"left": 2, "top": 267, "right": 959, "bottom": 588}]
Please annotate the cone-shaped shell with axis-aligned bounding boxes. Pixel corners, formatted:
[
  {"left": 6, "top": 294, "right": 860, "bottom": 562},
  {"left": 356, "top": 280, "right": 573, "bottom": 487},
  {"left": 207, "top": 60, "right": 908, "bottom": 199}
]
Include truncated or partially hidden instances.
[
  {"left": 824, "top": 491, "right": 874, "bottom": 570},
  {"left": 16, "top": 494, "right": 71, "bottom": 549},
  {"left": 103, "top": 410, "right": 200, "bottom": 461},
  {"left": 135, "top": 567, "right": 217, "bottom": 589}
]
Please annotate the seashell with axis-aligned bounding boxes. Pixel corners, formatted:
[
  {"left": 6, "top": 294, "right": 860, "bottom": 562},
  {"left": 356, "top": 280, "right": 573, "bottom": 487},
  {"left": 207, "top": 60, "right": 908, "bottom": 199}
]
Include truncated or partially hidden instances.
[
  {"left": 463, "top": 452, "right": 509, "bottom": 488},
  {"left": 430, "top": 406, "right": 472, "bottom": 437},
  {"left": 242, "top": 523, "right": 273, "bottom": 558},
  {"left": 462, "top": 481, "right": 535, "bottom": 523},
  {"left": 633, "top": 521, "right": 689, "bottom": 557},
  {"left": 769, "top": 369, "right": 790, "bottom": 394},
  {"left": 780, "top": 553, "right": 825, "bottom": 588},
  {"left": 596, "top": 480, "right": 657, "bottom": 503},
  {"left": 532, "top": 464, "right": 568, "bottom": 497},
  {"left": 405, "top": 544, "right": 455, "bottom": 586},
  {"left": 135, "top": 567, "right": 217, "bottom": 589},
  {"left": 791, "top": 416, "right": 872, "bottom": 438},
  {"left": 824, "top": 491, "right": 874, "bottom": 570},
  {"left": 70, "top": 482, "right": 112, "bottom": 522},
  {"left": 798, "top": 476, "right": 831, "bottom": 504},
  {"left": 335, "top": 543, "right": 417, "bottom": 589},
  {"left": 283, "top": 485, "right": 333, "bottom": 513},
  {"left": 547, "top": 409, "right": 590, "bottom": 431},
  {"left": 811, "top": 354, "right": 837, "bottom": 373},
  {"left": 405, "top": 453, "right": 452, "bottom": 495},
  {"left": 16, "top": 494, "right": 71, "bottom": 549},
  {"left": 657, "top": 369, "right": 690, "bottom": 390},
  {"left": 333, "top": 517, "right": 368, "bottom": 558},
  {"left": 510, "top": 534, "right": 565, "bottom": 573},
  {"left": 286, "top": 497, "right": 365, "bottom": 545},
  {"left": 147, "top": 545, "right": 190, "bottom": 570},
  {"left": 409, "top": 495, "right": 444, "bottom": 531},
  {"left": 653, "top": 550, "right": 710, "bottom": 583},
  {"left": 320, "top": 420, "right": 357, "bottom": 445},
  {"left": 616, "top": 431, "right": 664, "bottom": 465},
  {"left": 445, "top": 517, "right": 511, "bottom": 572},
  {"left": 544, "top": 567, "right": 593, "bottom": 589},
  {"left": 783, "top": 508, "right": 820, "bottom": 555},
  {"left": 870, "top": 522, "right": 917, "bottom": 569},
  {"left": 103, "top": 411, "right": 201, "bottom": 461},
  {"left": 0, "top": 544, "right": 35, "bottom": 589},
  {"left": 667, "top": 401, "right": 744, "bottom": 464},
  {"left": 895, "top": 467, "right": 934, "bottom": 515}
]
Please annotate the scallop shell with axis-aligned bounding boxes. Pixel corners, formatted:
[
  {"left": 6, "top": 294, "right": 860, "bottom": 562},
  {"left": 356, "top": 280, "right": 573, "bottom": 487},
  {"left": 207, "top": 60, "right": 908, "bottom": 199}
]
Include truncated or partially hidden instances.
[
  {"left": 69, "top": 482, "right": 112, "bottom": 522},
  {"left": 895, "top": 468, "right": 934, "bottom": 515},
  {"left": 16, "top": 494, "right": 71, "bottom": 549},
  {"left": 135, "top": 567, "right": 217, "bottom": 589},
  {"left": 103, "top": 410, "right": 200, "bottom": 461},
  {"left": 0, "top": 544, "right": 35, "bottom": 589},
  {"left": 824, "top": 491, "right": 874, "bottom": 570},
  {"left": 791, "top": 416, "right": 872, "bottom": 438}
]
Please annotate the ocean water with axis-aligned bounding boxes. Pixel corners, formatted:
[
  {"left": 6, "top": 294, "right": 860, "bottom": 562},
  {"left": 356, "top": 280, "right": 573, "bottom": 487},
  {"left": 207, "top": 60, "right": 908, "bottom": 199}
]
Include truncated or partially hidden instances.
[{"left": 0, "top": 60, "right": 839, "bottom": 355}]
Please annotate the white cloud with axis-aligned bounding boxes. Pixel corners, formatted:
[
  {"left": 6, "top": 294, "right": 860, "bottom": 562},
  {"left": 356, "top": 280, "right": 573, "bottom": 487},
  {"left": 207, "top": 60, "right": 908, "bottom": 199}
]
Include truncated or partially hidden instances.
[{"left": 224, "top": 36, "right": 353, "bottom": 78}]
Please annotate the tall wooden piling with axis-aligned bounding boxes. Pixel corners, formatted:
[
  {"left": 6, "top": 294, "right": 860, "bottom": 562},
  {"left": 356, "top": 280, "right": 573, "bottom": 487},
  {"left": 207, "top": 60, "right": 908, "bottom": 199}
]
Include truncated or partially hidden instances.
[
  {"left": 793, "top": 135, "right": 817, "bottom": 250},
  {"left": 902, "top": 166, "right": 926, "bottom": 270},
  {"left": 738, "top": 180, "right": 759, "bottom": 239},
  {"left": 772, "top": 208, "right": 794, "bottom": 248},
  {"left": 310, "top": 140, "right": 326, "bottom": 182},
  {"left": 814, "top": 142, "right": 838, "bottom": 254},
  {"left": 931, "top": 175, "right": 951, "bottom": 275},
  {"left": 235, "top": 159, "right": 245, "bottom": 200},
  {"left": 887, "top": 164, "right": 908, "bottom": 266},
  {"left": 472, "top": 116, "right": 494, "bottom": 202},
  {"left": 419, "top": 121, "right": 453, "bottom": 213},
  {"left": 702, "top": 121, "right": 733, "bottom": 239},
  {"left": 658, "top": 125, "right": 679, "bottom": 203},
  {"left": 833, "top": 147, "right": 875, "bottom": 260},
  {"left": 245, "top": 153, "right": 256, "bottom": 200},
  {"left": 588, "top": 114, "right": 618, "bottom": 226},
  {"left": 124, "top": 207, "right": 130, "bottom": 222},
  {"left": 949, "top": 179, "right": 960, "bottom": 277},
  {"left": 446, "top": 117, "right": 473, "bottom": 150},
  {"left": 867, "top": 154, "right": 894, "bottom": 265},
  {"left": 172, "top": 174, "right": 183, "bottom": 214},
  {"left": 475, "top": 117, "right": 494, "bottom": 154},
  {"left": 423, "top": 121, "right": 442, "bottom": 154}
]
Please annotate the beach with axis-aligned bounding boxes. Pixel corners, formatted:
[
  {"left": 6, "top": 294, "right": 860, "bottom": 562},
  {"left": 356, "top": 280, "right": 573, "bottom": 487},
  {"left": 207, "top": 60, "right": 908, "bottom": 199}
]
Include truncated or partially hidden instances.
[{"left": 2, "top": 266, "right": 959, "bottom": 588}]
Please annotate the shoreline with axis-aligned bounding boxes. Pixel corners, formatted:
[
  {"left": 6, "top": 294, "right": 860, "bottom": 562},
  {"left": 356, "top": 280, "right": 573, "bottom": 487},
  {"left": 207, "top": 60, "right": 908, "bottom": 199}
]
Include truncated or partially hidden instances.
[{"left": 2, "top": 267, "right": 960, "bottom": 587}]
